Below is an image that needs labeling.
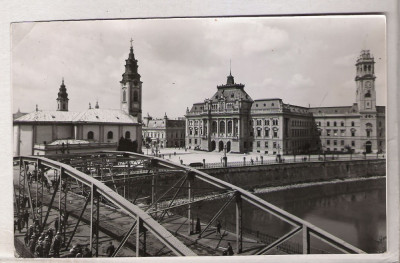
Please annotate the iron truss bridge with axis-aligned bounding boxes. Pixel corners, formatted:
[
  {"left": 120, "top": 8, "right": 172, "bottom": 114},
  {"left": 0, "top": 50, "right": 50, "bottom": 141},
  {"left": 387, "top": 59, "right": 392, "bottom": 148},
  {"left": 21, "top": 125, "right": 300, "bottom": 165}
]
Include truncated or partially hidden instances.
[{"left": 14, "top": 151, "right": 366, "bottom": 257}]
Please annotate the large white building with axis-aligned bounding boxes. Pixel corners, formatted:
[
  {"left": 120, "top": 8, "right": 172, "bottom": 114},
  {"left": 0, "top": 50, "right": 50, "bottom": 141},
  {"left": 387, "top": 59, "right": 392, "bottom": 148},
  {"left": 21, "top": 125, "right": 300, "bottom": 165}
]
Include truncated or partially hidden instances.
[
  {"left": 13, "top": 43, "right": 143, "bottom": 156},
  {"left": 185, "top": 50, "right": 386, "bottom": 155}
]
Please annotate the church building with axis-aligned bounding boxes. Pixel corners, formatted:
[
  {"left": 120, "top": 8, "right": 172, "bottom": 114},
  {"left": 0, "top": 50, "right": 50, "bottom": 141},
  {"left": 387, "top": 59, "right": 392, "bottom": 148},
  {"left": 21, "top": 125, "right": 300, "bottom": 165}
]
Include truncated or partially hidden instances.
[
  {"left": 13, "top": 42, "right": 143, "bottom": 156},
  {"left": 185, "top": 50, "right": 385, "bottom": 155}
]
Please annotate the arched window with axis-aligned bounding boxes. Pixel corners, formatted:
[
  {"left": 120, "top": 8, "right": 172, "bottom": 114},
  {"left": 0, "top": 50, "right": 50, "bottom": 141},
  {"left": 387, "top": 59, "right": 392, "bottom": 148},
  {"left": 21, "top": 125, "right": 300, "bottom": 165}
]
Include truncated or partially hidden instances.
[
  {"left": 333, "top": 121, "right": 337, "bottom": 127},
  {"left": 107, "top": 131, "right": 113, "bottom": 139},
  {"left": 87, "top": 131, "right": 94, "bottom": 140},
  {"left": 365, "top": 91, "right": 371, "bottom": 98},
  {"left": 123, "top": 90, "right": 126, "bottom": 102},
  {"left": 125, "top": 131, "right": 131, "bottom": 139},
  {"left": 351, "top": 121, "right": 355, "bottom": 127},
  {"left": 133, "top": 90, "right": 139, "bottom": 102},
  {"left": 227, "top": 121, "right": 233, "bottom": 133},
  {"left": 219, "top": 121, "right": 225, "bottom": 133},
  {"left": 212, "top": 121, "right": 217, "bottom": 133}
]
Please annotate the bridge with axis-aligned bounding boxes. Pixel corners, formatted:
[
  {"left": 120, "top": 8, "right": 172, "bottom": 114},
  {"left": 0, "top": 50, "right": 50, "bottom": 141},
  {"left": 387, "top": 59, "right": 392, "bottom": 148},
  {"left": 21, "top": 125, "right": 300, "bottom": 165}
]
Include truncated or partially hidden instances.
[{"left": 13, "top": 151, "right": 366, "bottom": 257}]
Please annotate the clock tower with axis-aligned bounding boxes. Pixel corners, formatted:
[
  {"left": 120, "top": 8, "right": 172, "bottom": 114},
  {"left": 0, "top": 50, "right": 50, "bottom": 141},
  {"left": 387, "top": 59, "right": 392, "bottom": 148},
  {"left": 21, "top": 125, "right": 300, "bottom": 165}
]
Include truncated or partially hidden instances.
[
  {"left": 355, "top": 50, "right": 376, "bottom": 112},
  {"left": 120, "top": 39, "right": 142, "bottom": 122}
]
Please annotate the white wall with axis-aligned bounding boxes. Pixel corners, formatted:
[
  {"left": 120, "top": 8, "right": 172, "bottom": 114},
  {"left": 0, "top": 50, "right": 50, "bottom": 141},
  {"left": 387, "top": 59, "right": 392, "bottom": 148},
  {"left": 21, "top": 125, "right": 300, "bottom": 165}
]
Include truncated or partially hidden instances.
[
  {"left": 82, "top": 124, "right": 100, "bottom": 141},
  {"left": 36, "top": 125, "right": 52, "bottom": 144},
  {"left": 20, "top": 125, "right": 33, "bottom": 156},
  {"left": 56, "top": 124, "right": 73, "bottom": 139},
  {"left": 103, "top": 125, "right": 119, "bottom": 143}
]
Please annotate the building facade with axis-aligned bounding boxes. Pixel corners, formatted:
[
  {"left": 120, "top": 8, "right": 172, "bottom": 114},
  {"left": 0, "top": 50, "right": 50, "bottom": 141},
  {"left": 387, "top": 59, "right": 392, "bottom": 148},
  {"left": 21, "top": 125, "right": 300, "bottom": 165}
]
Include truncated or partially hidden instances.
[
  {"left": 185, "top": 50, "right": 385, "bottom": 154},
  {"left": 142, "top": 113, "right": 185, "bottom": 148},
  {"left": 13, "top": 43, "right": 143, "bottom": 156}
]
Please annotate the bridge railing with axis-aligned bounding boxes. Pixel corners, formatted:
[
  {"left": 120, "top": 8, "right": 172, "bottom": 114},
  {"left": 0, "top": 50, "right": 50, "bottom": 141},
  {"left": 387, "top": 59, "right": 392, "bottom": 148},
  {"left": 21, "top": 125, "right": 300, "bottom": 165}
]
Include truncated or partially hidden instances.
[
  {"left": 107, "top": 151, "right": 367, "bottom": 255},
  {"left": 14, "top": 155, "right": 196, "bottom": 257}
]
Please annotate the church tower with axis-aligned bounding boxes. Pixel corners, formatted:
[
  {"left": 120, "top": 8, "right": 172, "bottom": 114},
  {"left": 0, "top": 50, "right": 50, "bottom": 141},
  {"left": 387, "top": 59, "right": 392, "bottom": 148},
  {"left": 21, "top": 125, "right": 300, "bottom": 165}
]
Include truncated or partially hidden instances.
[
  {"left": 120, "top": 39, "right": 142, "bottom": 122},
  {"left": 57, "top": 78, "right": 69, "bottom": 111},
  {"left": 355, "top": 50, "right": 376, "bottom": 112}
]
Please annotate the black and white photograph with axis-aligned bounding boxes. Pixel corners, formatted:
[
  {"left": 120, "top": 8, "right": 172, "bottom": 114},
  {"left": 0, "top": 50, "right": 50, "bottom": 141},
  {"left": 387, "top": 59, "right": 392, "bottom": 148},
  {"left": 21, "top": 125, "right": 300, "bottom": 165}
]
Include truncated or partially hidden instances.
[{"left": 10, "top": 14, "right": 390, "bottom": 259}]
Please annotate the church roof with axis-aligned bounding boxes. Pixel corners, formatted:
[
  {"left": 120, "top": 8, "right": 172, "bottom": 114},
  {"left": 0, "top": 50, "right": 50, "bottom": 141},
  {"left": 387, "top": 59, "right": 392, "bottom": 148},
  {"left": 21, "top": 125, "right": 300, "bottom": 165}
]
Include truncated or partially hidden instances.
[{"left": 14, "top": 109, "right": 139, "bottom": 124}]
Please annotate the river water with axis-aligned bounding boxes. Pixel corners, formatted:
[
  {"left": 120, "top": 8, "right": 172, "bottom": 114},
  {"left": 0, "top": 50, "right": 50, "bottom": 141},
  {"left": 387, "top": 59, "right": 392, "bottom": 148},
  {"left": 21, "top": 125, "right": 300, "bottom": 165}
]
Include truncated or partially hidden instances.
[{"left": 186, "top": 178, "right": 386, "bottom": 254}]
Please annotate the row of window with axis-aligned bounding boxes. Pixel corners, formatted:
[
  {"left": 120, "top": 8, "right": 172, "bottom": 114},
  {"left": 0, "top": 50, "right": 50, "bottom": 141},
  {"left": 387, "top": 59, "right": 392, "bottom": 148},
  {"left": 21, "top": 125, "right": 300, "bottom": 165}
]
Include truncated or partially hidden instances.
[
  {"left": 87, "top": 131, "right": 131, "bottom": 140},
  {"left": 291, "top": 129, "right": 310, "bottom": 137},
  {"left": 144, "top": 132, "right": 184, "bottom": 139},
  {"left": 253, "top": 119, "right": 279, "bottom": 126},
  {"left": 254, "top": 129, "right": 278, "bottom": 138},
  {"left": 291, "top": 120, "right": 312, "bottom": 127},
  {"left": 326, "top": 140, "right": 352, "bottom": 146}
]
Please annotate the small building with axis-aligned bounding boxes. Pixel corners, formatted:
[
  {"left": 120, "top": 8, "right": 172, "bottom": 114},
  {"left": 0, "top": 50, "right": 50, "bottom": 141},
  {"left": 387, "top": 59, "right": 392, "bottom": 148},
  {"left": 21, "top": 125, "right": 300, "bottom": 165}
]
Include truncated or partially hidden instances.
[{"left": 142, "top": 113, "right": 185, "bottom": 148}]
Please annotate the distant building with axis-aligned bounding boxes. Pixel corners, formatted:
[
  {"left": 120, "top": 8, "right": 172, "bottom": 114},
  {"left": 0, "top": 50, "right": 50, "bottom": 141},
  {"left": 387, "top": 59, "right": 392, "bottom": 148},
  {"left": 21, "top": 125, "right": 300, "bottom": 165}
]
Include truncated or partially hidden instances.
[
  {"left": 142, "top": 113, "right": 185, "bottom": 148},
  {"left": 185, "top": 50, "right": 385, "bottom": 154},
  {"left": 13, "top": 42, "right": 143, "bottom": 156},
  {"left": 13, "top": 109, "right": 28, "bottom": 121}
]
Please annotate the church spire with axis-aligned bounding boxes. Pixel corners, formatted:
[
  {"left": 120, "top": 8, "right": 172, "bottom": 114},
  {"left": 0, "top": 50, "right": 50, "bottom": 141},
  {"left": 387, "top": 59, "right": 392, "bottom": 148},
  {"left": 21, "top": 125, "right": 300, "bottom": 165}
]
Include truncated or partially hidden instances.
[{"left": 57, "top": 77, "right": 69, "bottom": 111}]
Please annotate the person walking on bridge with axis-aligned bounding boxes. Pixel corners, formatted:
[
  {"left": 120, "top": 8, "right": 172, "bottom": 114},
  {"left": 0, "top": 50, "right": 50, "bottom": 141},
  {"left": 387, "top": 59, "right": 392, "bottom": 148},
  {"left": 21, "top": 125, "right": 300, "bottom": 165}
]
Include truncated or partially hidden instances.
[
  {"left": 23, "top": 210, "right": 30, "bottom": 229},
  {"left": 216, "top": 220, "right": 222, "bottom": 237},
  {"left": 106, "top": 241, "right": 115, "bottom": 257}
]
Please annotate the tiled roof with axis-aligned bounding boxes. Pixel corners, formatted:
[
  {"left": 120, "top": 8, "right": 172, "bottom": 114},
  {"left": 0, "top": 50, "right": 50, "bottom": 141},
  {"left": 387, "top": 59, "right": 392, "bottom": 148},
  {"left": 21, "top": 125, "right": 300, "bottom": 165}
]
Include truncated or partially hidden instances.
[
  {"left": 14, "top": 109, "right": 138, "bottom": 124},
  {"left": 308, "top": 106, "right": 356, "bottom": 114}
]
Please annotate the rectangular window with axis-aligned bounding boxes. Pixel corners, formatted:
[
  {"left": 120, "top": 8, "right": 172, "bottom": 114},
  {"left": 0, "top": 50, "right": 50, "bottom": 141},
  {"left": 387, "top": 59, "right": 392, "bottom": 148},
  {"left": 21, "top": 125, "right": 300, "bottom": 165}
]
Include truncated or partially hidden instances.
[
  {"left": 351, "top": 131, "right": 355, "bottom": 137},
  {"left": 334, "top": 140, "right": 337, "bottom": 146},
  {"left": 273, "top": 142, "right": 277, "bottom": 148},
  {"left": 367, "top": 130, "right": 371, "bottom": 137},
  {"left": 189, "top": 139, "right": 192, "bottom": 144},
  {"left": 273, "top": 131, "right": 278, "bottom": 138},
  {"left": 326, "top": 129, "right": 331, "bottom": 136},
  {"left": 265, "top": 141, "right": 268, "bottom": 148},
  {"left": 351, "top": 141, "right": 355, "bottom": 146},
  {"left": 257, "top": 141, "right": 260, "bottom": 147},
  {"left": 341, "top": 130, "right": 345, "bottom": 136},
  {"left": 341, "top": 140, "right": 344, "bottom": 146},
  {"left": 333, "top": 129, "right": 338, "bottom": 136},
  {"left": 327, "top": 121, "right": 330, "bottom": 127},
  {"left": 257, "top": 129, "right": 261, "bottom": 137},
  {"left": 327, "top": 140, "right": 330, "bottom": 145},
  {"left": 194, "top": 139, "right": 197, "bottom": 144},
  {"left": 265, "top": 129, "right": 269, "bottom": 137}
]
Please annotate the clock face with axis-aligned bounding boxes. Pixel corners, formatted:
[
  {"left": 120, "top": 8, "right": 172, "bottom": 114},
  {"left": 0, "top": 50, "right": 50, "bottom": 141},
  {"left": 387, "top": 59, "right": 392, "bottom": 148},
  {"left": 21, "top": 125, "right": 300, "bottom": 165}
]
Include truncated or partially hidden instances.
[{"left": 365, "top": 81, "right": 371, "bottom": 88}]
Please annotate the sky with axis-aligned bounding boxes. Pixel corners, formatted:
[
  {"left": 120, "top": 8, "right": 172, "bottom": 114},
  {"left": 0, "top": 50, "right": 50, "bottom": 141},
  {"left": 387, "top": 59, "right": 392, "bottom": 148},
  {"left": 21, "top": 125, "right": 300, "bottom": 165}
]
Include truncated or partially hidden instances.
[{"left": 12, "top": 16, "right": 386, "bottom": 119}]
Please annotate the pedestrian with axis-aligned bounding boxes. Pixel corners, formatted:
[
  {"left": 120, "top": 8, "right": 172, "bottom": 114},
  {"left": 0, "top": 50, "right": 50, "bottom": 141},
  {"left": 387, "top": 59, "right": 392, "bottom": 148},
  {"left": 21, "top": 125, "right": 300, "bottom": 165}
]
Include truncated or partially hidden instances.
[
  {"left": 52, "top": 232, "right": 62, "bottom": 257},
  {"left": 54, "top": 217, "right": 59, "bottom": 233},
  {"left": 35, "top": 240, "right": 43, "bottom": 257},
  {"left": 23, "top": 210, "right": 30, "bottom": 229},
  {"left": 24, "top": 230, "right": 29, "bottom": 246},
  {"left": 195, "top": 217, "right": 201, "bottom": 234},
  {"left": 29, "top": 234, "right": 37, "bottom": 254},
  {"left": 43, "top": 237, "right": 51, "bottom": 258},
  {"left": 216, "top": 220, "right": 222, "bottom": 236},
  {"left": 106, "top": 241, "right": 115, "bottom": 257},
  {"left": 251, "top": 158, "right": 254, "bottom": 165},
  {"left": 226, "top": 242, "right": 234, "bottom": 255},
  {"left": 82, "top": 247, "right": 91, "bottom": 257},
  {"left": 17, "top": 216, "right": 22, "bottom": 233}
]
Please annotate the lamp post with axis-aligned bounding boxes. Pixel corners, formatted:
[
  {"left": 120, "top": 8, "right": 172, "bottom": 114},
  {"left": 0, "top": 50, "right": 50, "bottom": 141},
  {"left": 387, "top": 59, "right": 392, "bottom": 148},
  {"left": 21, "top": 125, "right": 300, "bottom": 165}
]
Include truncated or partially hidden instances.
[{"left": 222, "top": 145, "right": 227, "bottom": 167}]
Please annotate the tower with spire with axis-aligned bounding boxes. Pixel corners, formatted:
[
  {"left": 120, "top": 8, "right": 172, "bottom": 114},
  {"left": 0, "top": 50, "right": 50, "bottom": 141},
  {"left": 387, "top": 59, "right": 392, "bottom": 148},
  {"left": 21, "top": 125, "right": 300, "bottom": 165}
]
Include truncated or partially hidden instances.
[
  {"left": 57, "top": 78, "right": 69, "bottom": 111},
  {"left": 120, "top": 38, "right": 142, "bottom": 122}
]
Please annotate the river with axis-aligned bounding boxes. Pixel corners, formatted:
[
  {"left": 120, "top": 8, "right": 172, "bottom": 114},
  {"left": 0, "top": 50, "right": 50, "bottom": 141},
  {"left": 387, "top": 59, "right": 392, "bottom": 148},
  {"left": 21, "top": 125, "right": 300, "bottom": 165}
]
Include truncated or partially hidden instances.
[{"left": 184, "top": 177, "right": 386, "bottom": 254}]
